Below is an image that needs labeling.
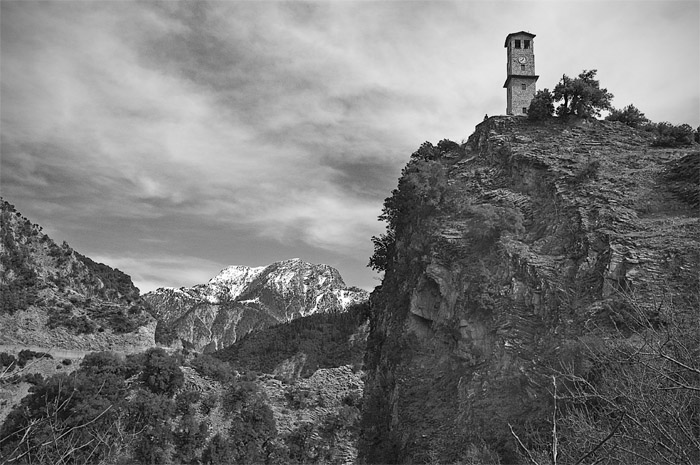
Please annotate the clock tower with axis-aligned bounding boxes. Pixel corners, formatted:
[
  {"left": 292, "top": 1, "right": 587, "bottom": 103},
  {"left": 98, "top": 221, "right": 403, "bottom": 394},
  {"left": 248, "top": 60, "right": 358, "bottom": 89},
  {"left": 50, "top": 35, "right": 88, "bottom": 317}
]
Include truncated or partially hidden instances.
[{"left": 504, "top": 31, "right": 538, "bottom": 115}]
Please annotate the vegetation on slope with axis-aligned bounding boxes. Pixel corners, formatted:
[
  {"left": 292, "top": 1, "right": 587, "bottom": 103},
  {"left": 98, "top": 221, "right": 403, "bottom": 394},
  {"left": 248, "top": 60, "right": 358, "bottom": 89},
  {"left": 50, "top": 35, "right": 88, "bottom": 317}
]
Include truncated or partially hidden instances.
[
  {"left": 528, "top": 70, "right": 698, "bottom": 148},
  {"left": 214, "top": 301, "right": 369, "bottom": 377},
  {"left": 0, "top": 204, "right": 42, "bottom": 313},
  {"left": 1, "top": 335, "right": 366, "bottom": 465},
  {"left": 1, "top": 349, "right": 185, "bottom": 464},
  {"left": 0, "top": 199, "right": 152, "bottom": 335}
]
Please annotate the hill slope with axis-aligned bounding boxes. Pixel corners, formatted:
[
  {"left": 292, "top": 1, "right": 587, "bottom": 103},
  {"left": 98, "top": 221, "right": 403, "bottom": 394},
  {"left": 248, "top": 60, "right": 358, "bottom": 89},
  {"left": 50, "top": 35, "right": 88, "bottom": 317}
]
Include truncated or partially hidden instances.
[
  {"left": 215, "top": 301, "right": 369, "bottom": 378},
  {"left": 0, "top": 199, "right": 155, "bottom": 351},
  {"left": 359, "top": 117, "right": 699, "bottom": 464}
]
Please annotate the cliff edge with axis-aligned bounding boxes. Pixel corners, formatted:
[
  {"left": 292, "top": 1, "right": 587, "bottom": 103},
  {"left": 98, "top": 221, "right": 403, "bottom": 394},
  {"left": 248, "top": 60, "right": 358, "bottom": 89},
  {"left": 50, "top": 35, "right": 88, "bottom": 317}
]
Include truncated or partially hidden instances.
[{"left": 359, "top": 117, "right": 699, "bottom": 463}]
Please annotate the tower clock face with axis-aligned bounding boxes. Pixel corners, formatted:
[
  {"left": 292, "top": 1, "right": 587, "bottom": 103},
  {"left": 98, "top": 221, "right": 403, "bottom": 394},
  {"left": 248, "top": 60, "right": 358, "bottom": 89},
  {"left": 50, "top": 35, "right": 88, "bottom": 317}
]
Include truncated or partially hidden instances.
[{"left": 518, "top": 57, "right": 527, "bottom": 64}]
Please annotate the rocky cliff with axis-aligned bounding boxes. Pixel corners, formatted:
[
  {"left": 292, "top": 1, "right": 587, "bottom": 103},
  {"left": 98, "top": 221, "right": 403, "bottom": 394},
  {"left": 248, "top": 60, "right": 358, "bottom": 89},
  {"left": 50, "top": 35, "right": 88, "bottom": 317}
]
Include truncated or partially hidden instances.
[
  {"left": 0, "top": 199, "right": 155, "bottom": 351},
  {"left": 145, "top": 259, "right": 368, "bottom": 351},
  {"left": 359, "top": 117, "right": 699, "bottom": 463}
]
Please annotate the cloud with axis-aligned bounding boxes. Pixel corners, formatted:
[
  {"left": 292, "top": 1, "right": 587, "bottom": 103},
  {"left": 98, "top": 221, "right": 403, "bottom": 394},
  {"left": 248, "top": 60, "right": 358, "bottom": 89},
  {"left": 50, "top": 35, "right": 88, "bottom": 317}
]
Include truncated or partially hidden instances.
[
  {"left": 89, "top": 253, "right": 225, "bottom": 294},
  {"left": 1, "top": 1, "right": 698, "bottom": 293}
]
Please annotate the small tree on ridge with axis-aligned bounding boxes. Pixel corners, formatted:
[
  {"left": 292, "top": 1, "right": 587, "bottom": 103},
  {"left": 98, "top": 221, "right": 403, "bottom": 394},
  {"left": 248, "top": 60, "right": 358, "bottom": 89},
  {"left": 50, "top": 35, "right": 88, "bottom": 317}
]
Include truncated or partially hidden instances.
[
  {"left": 553, "top": 69, "right": 613, "bottom": 118},
  {"left": 606, "top": 103, "right": 650, "bottom": 128}
]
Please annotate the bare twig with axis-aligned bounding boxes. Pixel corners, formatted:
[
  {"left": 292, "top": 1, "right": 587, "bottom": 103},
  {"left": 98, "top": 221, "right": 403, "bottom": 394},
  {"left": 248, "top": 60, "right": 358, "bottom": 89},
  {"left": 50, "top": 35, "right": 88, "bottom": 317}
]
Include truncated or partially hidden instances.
[
  {"left": 552, "top": 376, "right": 558, "bottom": 465},
  {"left": 573, "top": 411, "right": 625, "bottom": 465},
  {"left": 508, "top": 423, "right": 541, "bottom": 465}
]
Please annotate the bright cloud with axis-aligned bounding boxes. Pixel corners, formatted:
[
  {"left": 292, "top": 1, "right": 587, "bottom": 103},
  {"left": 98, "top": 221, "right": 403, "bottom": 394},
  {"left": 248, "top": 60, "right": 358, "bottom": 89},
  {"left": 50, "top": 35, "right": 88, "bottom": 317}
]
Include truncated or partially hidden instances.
[{"left": 2, "top": 1, "right": 698, "bottom": 292}]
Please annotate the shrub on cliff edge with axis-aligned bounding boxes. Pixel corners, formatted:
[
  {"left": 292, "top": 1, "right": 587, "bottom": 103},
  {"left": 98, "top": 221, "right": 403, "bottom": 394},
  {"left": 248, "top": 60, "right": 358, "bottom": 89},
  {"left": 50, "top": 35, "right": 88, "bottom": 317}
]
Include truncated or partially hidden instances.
[{"left": 528, "top": 88, "right": 555, "bottom": 121}]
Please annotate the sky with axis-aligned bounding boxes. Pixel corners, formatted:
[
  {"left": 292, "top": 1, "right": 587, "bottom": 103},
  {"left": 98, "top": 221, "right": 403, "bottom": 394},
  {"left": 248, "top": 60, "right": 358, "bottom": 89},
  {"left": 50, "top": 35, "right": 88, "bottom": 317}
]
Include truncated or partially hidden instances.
[{"left": 1, "top": 1, "right": 698, "bottom": 294}]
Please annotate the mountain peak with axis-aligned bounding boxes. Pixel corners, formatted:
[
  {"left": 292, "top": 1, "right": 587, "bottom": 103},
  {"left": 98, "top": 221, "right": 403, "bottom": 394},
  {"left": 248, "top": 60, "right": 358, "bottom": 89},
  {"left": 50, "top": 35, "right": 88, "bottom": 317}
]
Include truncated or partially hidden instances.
[
  {"left": 208, "top": 264, "right": 266, "bottom": 294},
  {"left": 144, "top": 258, "right": 368, "bottom": 351}
]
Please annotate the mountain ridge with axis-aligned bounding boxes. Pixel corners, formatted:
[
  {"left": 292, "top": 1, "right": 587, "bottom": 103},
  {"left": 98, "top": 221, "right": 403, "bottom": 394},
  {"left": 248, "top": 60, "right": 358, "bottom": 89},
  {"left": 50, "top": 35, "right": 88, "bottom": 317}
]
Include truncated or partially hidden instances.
[
  {"left": 0, "top": 199, "right": 156, "bottom": 352},
  {"left": 144, "top": 257, "right": 368, "bottom": 351}
]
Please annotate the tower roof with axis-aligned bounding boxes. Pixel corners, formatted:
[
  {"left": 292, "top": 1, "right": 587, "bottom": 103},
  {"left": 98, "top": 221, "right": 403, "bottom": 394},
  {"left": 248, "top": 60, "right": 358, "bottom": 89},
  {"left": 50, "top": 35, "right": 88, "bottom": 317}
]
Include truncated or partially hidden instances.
[{"left": 504, "top": 31, "right": 536, "bottom": 47}]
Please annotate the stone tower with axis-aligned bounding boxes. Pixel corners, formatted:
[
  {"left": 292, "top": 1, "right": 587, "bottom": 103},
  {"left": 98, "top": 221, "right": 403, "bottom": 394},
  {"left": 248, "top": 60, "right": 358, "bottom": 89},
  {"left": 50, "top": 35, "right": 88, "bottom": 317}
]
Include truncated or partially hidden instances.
[{"left": 504, "top": 31, "right": 538, "bottom": 115}]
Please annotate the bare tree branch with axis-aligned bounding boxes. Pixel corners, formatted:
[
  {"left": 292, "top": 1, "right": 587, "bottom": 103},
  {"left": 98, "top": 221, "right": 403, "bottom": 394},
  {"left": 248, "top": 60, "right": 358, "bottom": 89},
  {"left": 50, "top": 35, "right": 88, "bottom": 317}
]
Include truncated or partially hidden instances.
[{"left": 508, "top": 423, "right": 541, "bottom": 465}]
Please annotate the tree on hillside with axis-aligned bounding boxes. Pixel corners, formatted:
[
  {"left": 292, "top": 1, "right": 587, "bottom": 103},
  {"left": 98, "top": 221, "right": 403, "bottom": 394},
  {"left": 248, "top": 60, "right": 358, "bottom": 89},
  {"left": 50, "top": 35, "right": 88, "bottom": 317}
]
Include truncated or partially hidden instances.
[
  {"left": 528, "top": 88, "right": 555, "bottom": 121},
  {"left": 606, "top": 103, "right": 650, "bottom": 128},
  {"left": 651, "top": 122, "right": 695, "bottom": 147},
  {"left": 139, "top": 347, "right": 184, "bottom": 396},
  {"left": 553, "top": 69, "right": 613, "bottom": 118}
]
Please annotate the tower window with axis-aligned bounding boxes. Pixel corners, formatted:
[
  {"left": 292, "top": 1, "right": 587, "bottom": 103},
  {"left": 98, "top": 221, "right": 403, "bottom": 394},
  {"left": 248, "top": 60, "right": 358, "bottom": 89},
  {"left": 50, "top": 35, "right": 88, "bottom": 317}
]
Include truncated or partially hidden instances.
[
  {"left": 514, "top": 40, "right": 521, "bottom": 49},
  {"left": 521, "top": 83, "right": 526, "bottom": 90},
  {"left": 524, "top": 40, "right": 531, "bottom": 49},
  {"left": 521, "top": 64, "right": 526, "bottom": 71},
  {"left": 522, "top": 107, "right": 527, "bottom": 114}
]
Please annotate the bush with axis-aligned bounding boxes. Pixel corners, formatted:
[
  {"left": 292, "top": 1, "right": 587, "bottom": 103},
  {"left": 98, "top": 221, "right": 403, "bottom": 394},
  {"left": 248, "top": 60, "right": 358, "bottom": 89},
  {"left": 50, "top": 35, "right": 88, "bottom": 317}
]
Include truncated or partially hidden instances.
[
  {"left": 605, "top": 103, "right": 649, "bottom": 128},
  {"left": 80, "top": 351, "right": 136, "bottom": 378},
  {"left": 651, "top": 122, "right": 695, "bottom": 147},
  {"left": 202, "top": 433, "right": 235, "bottom": 465},
  {"left": 200, "top": 392, "right": 219, "bottom": 415},
  {"left": 107, "top": 311, "right": 139, "bottom": 334},
  {"left": 155, "top": 320, "right": 179, "bottom": 345},
  {"left": 222, "top": 381, "right": 257, "bottom": 415},
  {"left": 189, "top": 354, "right": 235, "bottom": 383},
  {"left": 369, "top": 231, "right": 395, "bottom": 272},
  {"left": 227, "top": 399, "right": 277, "bottom": 463},
  {"left": 528, "top": 88, "right": 554, "bottom": 120},
  {"left": 140, "top": 348, "right": 184, "bottom": 397},
  {"left": 173, "top": 412, "right": 209, "bottom": 463},
  {"left": 0, "top": 352, "right": 17, "bottom": 372},
  {"left": 127, "top": 389, "right": 177, "bottom": 464},
  {"left": 437, "top": 139, "right": 462, "bottom": 155},
  {"left": 47, "top": 310, "right": 98, "bottom": 334},
  {"left": 17, "top": 349, "right": 52, "bottom": 367},
  {"left": 176, "top": 390, "right": 201, "bottom": 415},
  {"left": 410, "top": 141, "right": 440, "bottom": 161}
]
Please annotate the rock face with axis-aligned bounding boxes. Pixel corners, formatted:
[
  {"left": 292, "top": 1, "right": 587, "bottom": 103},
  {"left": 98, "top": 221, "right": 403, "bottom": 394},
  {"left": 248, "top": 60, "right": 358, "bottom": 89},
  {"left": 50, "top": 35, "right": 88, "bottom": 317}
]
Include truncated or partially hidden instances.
[
  {"left": 144, "top": 258, "right": 368, "bottom": 351},
  {"left": 0, "top": 199, "right": 155, "bottom": 352},
  {"left": 359, "top": 118, "right": 699, "bottom": 463},
  {"left": 259, "top": 365, "right": 364, "bottom": 464}
]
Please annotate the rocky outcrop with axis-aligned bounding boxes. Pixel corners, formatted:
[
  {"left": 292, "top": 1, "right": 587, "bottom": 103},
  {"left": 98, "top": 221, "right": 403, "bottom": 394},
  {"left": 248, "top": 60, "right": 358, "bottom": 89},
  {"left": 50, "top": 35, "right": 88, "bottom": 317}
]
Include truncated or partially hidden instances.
[
  {"left": 260, "top": 365, "right": 364, "bottom": 464},
  {"left": 359, "top": 118, "right": 699, "bottom": 463},
  {"left": 0, "top": 199, "right": 155, "bottom": 351},
  {"left": 145, "top": 259, "right": 368, "bottom": 351}
]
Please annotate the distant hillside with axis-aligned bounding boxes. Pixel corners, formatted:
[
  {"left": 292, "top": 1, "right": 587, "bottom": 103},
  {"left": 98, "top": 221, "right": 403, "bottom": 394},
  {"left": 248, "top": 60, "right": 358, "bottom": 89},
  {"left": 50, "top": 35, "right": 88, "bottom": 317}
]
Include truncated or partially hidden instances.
[
  {"left": 144, "top": 259, "right": 368, "bottom": 351},
  {"left": 0, "top": 199, "right": 155, "bottom": 351},
  {"left": 1, "top": 343, "right": 365, "bottom": 465},
  {"left": 214, "top": 301, "right": 369, "bottom": 378}
]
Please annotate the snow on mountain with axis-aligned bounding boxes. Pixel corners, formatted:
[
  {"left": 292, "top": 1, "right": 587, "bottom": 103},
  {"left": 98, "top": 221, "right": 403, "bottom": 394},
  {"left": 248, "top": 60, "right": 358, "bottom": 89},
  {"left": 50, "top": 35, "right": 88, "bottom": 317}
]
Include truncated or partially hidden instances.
[
  {"left": 207, "top": 264, "right": 266, "bottom": 299},
  {"left": 144, "top": 258, "right": 368, "bottom": 351}
]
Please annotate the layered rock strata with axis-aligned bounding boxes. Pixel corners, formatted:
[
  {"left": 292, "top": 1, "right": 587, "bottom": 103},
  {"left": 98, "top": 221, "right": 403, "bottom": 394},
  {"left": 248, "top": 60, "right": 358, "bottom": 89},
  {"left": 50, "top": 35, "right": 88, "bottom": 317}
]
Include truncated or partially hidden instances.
[{"left": 359, "top": 117, "right": 699, "bottom": 463}]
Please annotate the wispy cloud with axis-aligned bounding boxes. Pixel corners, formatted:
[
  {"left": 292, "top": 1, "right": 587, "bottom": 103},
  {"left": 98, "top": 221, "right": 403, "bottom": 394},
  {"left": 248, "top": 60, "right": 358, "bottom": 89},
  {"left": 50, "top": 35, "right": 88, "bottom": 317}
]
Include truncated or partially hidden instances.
[
  {"left": 2, "top": 1, "right": 697, "bottom": 292},
  {"left": 89, "top": 253, "right": 225, "bottom": 294}
]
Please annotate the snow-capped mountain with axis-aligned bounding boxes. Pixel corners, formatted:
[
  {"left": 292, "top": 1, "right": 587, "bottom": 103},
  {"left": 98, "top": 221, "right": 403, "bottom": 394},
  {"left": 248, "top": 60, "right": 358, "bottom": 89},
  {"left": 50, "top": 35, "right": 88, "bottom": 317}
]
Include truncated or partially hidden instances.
[{"left": 144, "top": 258, "right": 368, "bottom": 351}]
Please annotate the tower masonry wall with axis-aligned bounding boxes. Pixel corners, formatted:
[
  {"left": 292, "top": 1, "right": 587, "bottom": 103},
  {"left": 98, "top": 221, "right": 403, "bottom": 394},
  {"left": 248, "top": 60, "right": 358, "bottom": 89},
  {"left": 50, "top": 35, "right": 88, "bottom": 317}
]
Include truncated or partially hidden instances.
[
  {"left": 506, "top": 34, "right": 536, "bottom": 75},
  {"left": 505, "top": 32, "right": 537, "bottom": 115},
  {"left": 507, "top": 77, "right": 537, "bottom": 115}
]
